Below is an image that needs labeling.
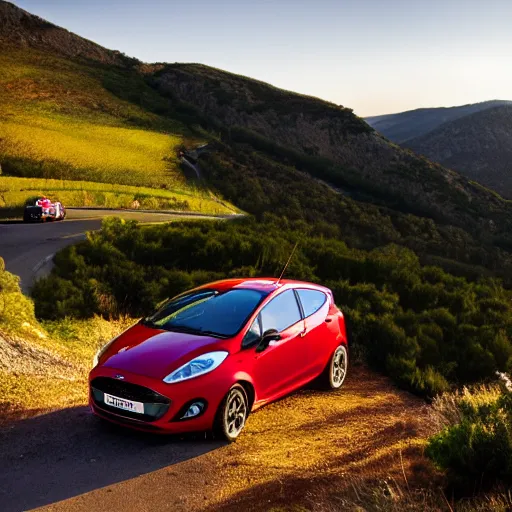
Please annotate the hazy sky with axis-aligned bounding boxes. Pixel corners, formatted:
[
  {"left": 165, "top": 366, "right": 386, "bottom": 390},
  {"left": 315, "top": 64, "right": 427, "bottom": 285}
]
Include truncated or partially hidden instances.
[{"left": 11, "top": 0, "right": 512, "bottom": 116}]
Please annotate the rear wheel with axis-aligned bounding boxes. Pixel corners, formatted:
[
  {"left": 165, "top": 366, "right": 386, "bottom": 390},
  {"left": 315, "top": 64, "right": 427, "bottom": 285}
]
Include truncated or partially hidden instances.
[
  {"left": 320, "top": 344, "right": 348, "bottom": 390},
  {"left": 214, "top": 384, "right": 249, "bottom": 442}
]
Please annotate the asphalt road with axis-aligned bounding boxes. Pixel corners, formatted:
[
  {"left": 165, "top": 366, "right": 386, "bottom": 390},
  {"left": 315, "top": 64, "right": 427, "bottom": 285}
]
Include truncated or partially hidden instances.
[
  {"left": 0, "top": 406, "right": 223, "bottom": 511},
  {"left": 0, "top": 209, "right": 229, "bottom": 293}
]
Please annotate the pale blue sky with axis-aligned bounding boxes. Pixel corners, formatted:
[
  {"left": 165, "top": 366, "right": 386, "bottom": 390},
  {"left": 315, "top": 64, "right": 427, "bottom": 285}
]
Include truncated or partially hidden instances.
[{"left": 11, "top": 0, "right": 512, "bottom": 116}]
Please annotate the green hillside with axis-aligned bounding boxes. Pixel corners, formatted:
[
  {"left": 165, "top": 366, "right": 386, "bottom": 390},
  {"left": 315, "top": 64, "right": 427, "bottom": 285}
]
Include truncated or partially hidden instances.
[{"left": 0, "top": 46, "right": 235, "bottom": 214}]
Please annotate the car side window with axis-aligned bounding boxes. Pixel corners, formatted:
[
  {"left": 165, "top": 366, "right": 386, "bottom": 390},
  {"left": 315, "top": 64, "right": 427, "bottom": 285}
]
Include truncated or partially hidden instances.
[
  {"left": 260, "top": 290, "right": 302, "bottom": 333},
  {"left": 242, "top": 316, "right": 261, "bottom": 348},
  {"left": 296, "top": 289, "right": 327, "bottom": 318}
]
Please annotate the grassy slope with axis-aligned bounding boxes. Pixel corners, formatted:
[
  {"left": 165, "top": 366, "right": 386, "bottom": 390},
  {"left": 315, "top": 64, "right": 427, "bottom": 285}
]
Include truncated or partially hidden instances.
[
  {"left": 0, "top": 257, "right": 133, "bottom": 423},
  {"left": 0, "top": 316, "right": 132, "bottom": 424},
  {"left": 0, "top": 176, "right": 236, "bottom": 217},
  {"left": 0, "top": 46, "right": 235, "bottom": 214}
]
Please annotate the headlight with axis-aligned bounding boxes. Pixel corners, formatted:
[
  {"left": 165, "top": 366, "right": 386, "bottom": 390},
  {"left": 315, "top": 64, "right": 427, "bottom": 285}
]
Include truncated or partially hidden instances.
[
  {"left": 163, "top": 351, "right": 228, "bottom": 384},
  {"left": 92, "top": 336, "right": 119, "bottom": 368}
]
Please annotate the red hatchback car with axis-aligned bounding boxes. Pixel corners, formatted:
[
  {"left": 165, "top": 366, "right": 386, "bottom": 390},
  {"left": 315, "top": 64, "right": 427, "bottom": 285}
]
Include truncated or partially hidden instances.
[{"left": 89, "top": 278, "right": 349, "bottom": 441}]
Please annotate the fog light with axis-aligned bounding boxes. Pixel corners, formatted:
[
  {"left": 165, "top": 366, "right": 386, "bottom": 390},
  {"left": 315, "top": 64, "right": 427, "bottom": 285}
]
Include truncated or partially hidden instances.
[{"left": 180, "top": 401, "right": 205, "bottom": 419}]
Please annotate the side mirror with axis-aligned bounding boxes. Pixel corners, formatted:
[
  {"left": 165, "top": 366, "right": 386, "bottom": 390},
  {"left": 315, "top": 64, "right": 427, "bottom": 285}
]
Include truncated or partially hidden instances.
[{"left": 256, "top": 329, "right": 281, "bottom": 353}]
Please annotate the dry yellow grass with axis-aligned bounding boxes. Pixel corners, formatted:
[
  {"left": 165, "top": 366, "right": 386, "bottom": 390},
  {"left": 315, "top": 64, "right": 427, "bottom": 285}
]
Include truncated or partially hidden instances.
[
  {"left": 0, "top": 114, "right": 184, "bottom": 187},
  {"left": 0, "top": 372, "right": 86, "bottom": 426}
]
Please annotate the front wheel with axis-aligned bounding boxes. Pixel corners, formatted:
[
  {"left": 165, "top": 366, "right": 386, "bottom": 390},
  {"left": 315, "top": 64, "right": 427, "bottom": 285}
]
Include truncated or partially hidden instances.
[
  {"left": 214, "top": 384, "right": 249, "bottom": 442},
  {"left": 320, "top": 344, "right": 348, "bottom": 390}
]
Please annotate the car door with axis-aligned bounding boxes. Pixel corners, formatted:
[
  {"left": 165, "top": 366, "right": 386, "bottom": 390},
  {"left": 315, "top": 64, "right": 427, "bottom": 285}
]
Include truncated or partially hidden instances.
[
  {"left": 249, "top": 289, "right": 310, "bottom": 401},
  {"left": 295, "top": 288, "right": 332, "bottom": 377}
]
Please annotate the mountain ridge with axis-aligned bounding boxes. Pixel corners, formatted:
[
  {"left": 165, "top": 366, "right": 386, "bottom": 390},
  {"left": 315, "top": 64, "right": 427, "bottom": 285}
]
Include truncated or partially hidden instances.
[
  {"left": 365, "top": 100, "right": 512, "bottom": 144},
  {"left": 406, "top": 104, "right": 512, "bottom": 198},
  {"left": 0, "top": 1, "right": 135, "bottom": 66}
]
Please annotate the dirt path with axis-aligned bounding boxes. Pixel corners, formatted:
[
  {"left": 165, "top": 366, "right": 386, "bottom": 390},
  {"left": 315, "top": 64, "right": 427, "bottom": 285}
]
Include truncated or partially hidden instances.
[{"left": 20, "top": 366, "right": 436, "bottom": 512}]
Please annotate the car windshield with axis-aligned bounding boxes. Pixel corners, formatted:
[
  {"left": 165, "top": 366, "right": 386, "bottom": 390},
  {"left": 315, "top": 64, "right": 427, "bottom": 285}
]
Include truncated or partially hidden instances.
[{"left": 143, "top": 288, "right": 268, "bottom": 338}]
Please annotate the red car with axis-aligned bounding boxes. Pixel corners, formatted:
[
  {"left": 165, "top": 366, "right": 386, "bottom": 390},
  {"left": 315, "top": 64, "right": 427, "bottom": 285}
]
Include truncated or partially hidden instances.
[{"left": 89, "top": 278, "right": 349, "bottom": 441}]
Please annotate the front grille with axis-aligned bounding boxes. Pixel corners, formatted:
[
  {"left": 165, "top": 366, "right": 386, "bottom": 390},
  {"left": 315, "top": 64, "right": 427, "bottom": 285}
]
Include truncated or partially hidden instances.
[
  {"left": 91, "top": 377, "right": 170, "bottom": 423},
  {"left": 91, "top": 377, "right": 169, "bottom": 404}
]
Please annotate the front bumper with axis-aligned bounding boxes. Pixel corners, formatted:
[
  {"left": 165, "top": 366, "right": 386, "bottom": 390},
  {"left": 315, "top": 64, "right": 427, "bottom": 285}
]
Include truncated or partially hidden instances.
[{"left": 89, "top": 366, "right": 231, "bottom": 434}]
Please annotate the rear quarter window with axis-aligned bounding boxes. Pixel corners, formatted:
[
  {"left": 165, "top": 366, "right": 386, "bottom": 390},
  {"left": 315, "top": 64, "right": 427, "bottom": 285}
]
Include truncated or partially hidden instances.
[{"left": 296, "top": 289, "right": 327, "bottom": 318}]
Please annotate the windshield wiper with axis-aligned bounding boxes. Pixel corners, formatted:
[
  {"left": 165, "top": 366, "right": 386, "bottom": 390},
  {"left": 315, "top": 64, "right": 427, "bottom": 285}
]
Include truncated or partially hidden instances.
[
  {"left": 199, "top": 329, "right": 229, "bottom": 339},
  {"left": 165, "top": 324, "right": 204, "bottom": 335},
  {"left": 165, "top": 325, "right": 227, "bottom": 338}
]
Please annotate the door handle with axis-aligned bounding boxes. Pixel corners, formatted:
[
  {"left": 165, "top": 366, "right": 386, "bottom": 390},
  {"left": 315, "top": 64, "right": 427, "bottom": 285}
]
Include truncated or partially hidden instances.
[{"left": 325, "top": 318, "right": 333, "bottom": 323}]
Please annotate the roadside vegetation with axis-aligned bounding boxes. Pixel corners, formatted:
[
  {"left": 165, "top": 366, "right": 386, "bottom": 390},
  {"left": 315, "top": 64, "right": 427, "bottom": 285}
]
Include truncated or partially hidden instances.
[
  {"left": 426, "top": 378, "right": 512, "bottom": 493},
  {"left": 34, "top": 217, "right": 512, "bottom": 399},
  {"left": 0, "top": 176, "right": 236, "bottom": 218}
]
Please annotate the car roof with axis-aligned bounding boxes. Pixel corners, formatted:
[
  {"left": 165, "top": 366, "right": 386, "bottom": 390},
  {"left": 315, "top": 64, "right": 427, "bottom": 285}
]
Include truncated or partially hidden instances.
[{"left": 197, "top": 278, "right": 331, "bottom": 295}]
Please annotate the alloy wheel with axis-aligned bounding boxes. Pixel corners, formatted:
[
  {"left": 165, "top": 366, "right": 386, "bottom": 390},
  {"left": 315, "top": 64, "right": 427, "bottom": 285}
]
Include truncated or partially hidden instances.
[
  {"left": 223, "top": 387, "right": 248, "bottom": 439},
  {"left": 331, "top": 345, "right": 348, "bottom": 388}
]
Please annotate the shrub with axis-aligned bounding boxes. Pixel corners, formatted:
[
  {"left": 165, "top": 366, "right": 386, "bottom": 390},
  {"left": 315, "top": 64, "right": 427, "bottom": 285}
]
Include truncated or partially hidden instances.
[
  {"left": 0, "top": 257, "right": 38, "bottom": 332},
  {"left": 31, "top": 217, "right": 512, "bottom": 398},
  {"left": 426, "top": 382, "right": 512, "bottom": 492}
]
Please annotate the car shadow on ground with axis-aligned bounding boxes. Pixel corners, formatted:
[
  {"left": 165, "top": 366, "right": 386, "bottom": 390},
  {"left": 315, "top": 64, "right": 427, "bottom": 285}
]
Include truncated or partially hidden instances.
[{"left": 0, "top": 406, "right": 223, "bottom": 512}]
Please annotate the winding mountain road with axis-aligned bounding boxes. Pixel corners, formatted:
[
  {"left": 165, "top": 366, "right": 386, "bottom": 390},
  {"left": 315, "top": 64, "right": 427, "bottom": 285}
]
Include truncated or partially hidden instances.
[{"left": 0, "top": 209, "right": 235, "bottom": 293}]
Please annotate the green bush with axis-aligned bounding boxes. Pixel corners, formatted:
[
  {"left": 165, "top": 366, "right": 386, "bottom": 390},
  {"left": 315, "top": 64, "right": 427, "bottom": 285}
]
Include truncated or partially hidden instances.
[
  {"left": 426, "top": 384, "right": 512, "bottom": 492},
  {"left": 31, "top": 216, "right": 512, "bottom": 398},
  {"left": 0, "top": 257, "right": 39, "bottom": 333}
]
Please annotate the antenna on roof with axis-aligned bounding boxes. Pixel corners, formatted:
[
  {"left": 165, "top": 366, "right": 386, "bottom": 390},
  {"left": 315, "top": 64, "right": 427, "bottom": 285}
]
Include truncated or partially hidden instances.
[{"left": 276, "top": 241, "right": 299, "bottom": 285}]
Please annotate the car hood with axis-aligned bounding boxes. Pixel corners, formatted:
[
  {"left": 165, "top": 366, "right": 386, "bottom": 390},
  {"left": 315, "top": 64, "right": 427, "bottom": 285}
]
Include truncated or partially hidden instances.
[{"left": 102, "top": 323, "right": 228, "bottom": 380}]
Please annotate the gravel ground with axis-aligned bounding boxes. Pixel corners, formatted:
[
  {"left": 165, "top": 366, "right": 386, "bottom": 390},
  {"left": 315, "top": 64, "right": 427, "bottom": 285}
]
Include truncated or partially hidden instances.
[{"left": 0, "top": 330, "right": 77, "bottom": 379}]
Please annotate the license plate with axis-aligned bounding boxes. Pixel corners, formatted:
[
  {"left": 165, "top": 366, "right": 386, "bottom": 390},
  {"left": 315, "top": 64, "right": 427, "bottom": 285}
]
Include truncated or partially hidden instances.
[{"left": 104, "top": 393, "right": 144, "bottom": 414}]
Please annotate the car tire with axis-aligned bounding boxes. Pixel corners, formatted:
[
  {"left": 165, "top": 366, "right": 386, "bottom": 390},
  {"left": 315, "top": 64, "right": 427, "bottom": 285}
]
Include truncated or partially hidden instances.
[
  {"left": 320, "top": 344, "right": 348, "bottom": 390},
  {"left": 214, "top": 384, "right": 249, "bottom": 443}
]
